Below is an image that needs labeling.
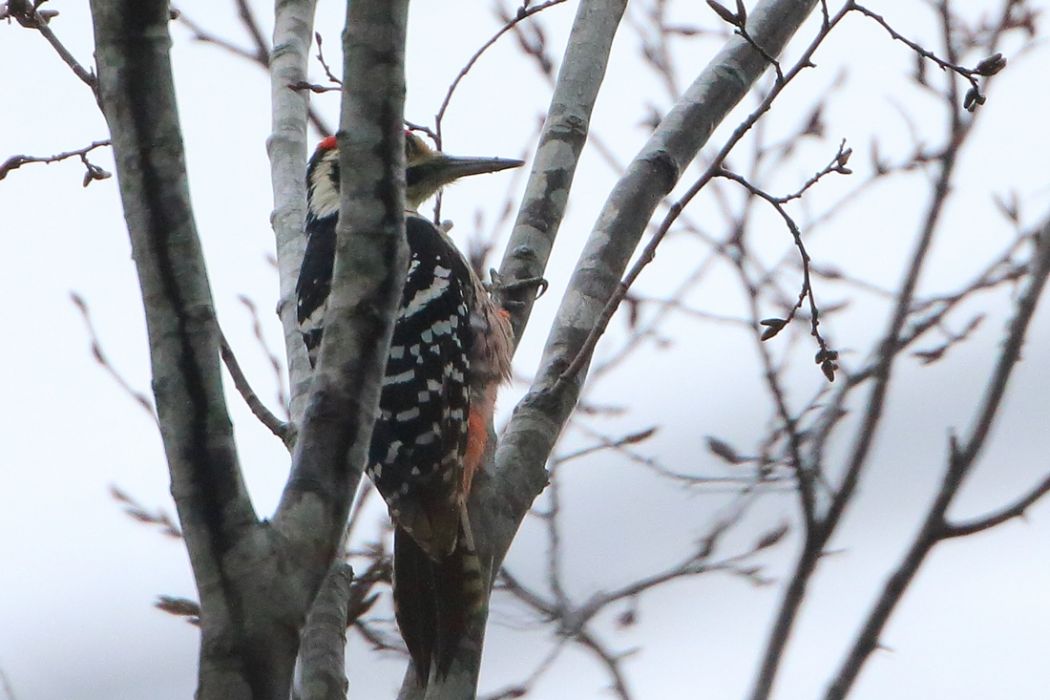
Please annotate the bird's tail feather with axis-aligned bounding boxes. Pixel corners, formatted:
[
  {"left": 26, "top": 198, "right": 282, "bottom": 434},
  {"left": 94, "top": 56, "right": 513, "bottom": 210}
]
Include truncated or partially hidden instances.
[{"left": 393, "top": 523, "right": 485, "bottom": 685}]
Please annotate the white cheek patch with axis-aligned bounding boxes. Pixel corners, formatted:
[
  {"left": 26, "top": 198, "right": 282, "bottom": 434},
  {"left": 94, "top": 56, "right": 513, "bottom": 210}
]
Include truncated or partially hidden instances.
[{"left": 309, "top": 166, "right": 340, "bottom": 219}]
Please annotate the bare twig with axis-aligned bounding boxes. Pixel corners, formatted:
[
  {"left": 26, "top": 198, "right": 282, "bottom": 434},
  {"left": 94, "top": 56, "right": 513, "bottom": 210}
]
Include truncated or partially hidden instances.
[
  {"left": 173, "top": 9, "right": 261, "bottom": 62},
  {"left": 555, "top": 4, "right": 851, "bottom": 391},
  {"left": 715, "top": 166, "right": 838, "bottom": 379},
  {"left": 745, "top": 2, "right": 1030, "bottom": 695},
  {"left": 155, "top": 595, "right": 201, "bottom": 624},
  {"left": 233, "top": 0, "right": 270, "bottom": 62},
  {"left": 69, "top": 292, "right": 158, "bottom": 424},
  {"left": 423, "top": 0, "right": 567, "bottom": 224},
  {"left": 0, "top": 140, "right": 111, "bottom": 182},
  {"left": 737, "top": 26, "right": 786, "bottom": 83},
  {"left": 174, "top": 6, "right": 333, "bottom": 135},
  {"left": 435, "top": 0, "right": 570, "bottom": 144},
  {"left": 575, "top": 629, "right": 634, "bottom": 700},
  {"left": 236, "top": 295, "right": 291, "bottom": 419},
  {"left": 5, "top": 1, "right": 98, "bottom": 92},
  {"left": 478, "top": 640, "right": 568, "bottom": 700},
  {"left": 313, "top": 32, "right": 342, "bottom": 87},
  {"left": 344, "top": 554, "right": 389, "bottom": 626},
  {"left": 110, "top": 485, "right": 182, "bottom": 538},
  {"left": 730, "top": 250, "right": 819, "bottom": 524},
  {"left": 540, "top": 467, "right": 569, "bottom": 610},
  {"left": 942, "top": 472, "right": 1050, "bottom": 538},
  {"left": 851, "top": 2, "right": 1006, "bottom": 110},
  {"left": 825, "top": 220, "right": 1050, "bottom": 700},
  {"left": 219, "top": 331, "right": 295, "bottom": 448},
  {"left": 771, "top": 138, "right": 853, "bottom": 204},
  {"left": 565, "top": 421, "right": 775, "bottom": 489}
]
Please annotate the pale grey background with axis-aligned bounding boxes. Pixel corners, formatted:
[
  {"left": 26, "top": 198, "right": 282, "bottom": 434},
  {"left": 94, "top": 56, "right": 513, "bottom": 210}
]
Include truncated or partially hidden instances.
[{"left": 2, "top": 2, "right": 1049, "bottom": 698}]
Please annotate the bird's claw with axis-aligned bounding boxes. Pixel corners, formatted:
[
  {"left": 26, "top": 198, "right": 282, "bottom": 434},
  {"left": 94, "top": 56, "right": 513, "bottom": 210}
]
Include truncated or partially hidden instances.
[{"left": 487, "top": 269, "right": 549, "bottom": 308}]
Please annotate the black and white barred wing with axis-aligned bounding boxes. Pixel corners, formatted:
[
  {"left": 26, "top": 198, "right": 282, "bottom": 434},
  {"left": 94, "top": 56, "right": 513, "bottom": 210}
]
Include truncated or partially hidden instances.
[
  {"left": 296, "top": 207, "right": 335, "bottom": 368},
  {"left": 367, "top": 215, "right": 475, "bottom": 560}
]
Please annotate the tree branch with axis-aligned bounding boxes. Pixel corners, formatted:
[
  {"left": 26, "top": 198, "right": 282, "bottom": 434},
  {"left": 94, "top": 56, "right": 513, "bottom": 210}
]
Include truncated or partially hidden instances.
[
  {"left": 274, "top": 0, "right": 409, "bottom": 596},
  {"left": 70, "top": 292, "right": 159, "bottom": 424},
  {"left": 824, "top": 218, "right": 1050, "bottom": 700},
  {"left": 0, "top": 139, "right": 110, "bottom": 182},
  {"left": 575, "top": 628, "right": 634, "bottom": 700},
  {"left": 5, "top": 1, "right": 98, "bottom": 93},
  {"left": 292, "top": 563, "right": 354, "bottom": 700},
  {"left": 267, "top": 0, "right": 321, "bottom": 426},
  {"left": 405, "top": 2, "right": 629, "bottom": 697},
  {"left": 88, "top": 3, "right": 314, "bottom": 697},
  {"left": 219, "top": 331, "right": 295, "bottom": 448},
  {"left": 753, "top": 5, "right": 1028, "bottom": 695},
  {"left": 495, "top": 0, "right": 821, "bottom": 562},
  {"left": 497, "top": 0, "right": 628, "bottom": 345},
  {"left": 89, "top": 0, "right": 250, "bottom": 601},
  {"left": 942, "top": 472, "right": 1050, "bottom": 538},
  {"left": 476, "top": 0, "right": 820, "bottom": 695}
]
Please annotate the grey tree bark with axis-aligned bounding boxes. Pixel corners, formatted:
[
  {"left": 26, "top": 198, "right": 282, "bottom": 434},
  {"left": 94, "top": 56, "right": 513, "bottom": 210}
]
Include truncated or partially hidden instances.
[
  {"left": 293, "top": 563, "right": 354, "bottom": 700},
  {"left": 90, "top": 0, "right": 408, "bottom": 697},
  {"left": 268, "top": 0, "right": 320, "bottom": 426},
  {"left": 399, "top": 0, "right": 821, "bottom": 697},
  {"left": 91, "top": 0, "right": 822, "bottom": 696},
  {"left": 16, "top": 0, "right": 1039, "bottom": 696}
]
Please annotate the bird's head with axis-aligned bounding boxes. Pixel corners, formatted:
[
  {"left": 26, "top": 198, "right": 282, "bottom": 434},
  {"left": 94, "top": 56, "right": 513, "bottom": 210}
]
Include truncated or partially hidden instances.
[{"left": 307, "top": 131, "right": 522, "bottom": 217}]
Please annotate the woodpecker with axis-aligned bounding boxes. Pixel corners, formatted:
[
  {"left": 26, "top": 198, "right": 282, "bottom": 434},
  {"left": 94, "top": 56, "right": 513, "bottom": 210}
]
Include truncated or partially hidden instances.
[{"left": 295, "top": 131, "right": 521, "bottom": 683}]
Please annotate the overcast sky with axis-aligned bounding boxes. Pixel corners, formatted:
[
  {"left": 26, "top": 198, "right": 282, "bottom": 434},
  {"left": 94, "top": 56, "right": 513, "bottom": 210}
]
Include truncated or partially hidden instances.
[{"left": 3, "top": 2, "right": 1050, "bottom": 699}]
